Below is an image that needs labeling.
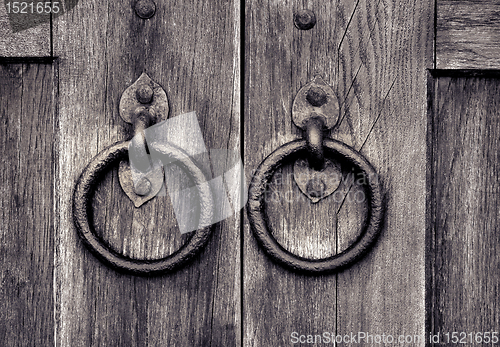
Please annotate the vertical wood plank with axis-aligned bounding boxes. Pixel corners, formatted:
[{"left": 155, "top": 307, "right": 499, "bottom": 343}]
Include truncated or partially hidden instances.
[
  {"left": 427, "top": 76, "right": 500, "bottom": 342},
  {"left": 245, "top": 1, "right": 341, "bottom": 345},
  {"left": 0, "top": 63, "right": 55, "bottom": 346},
  {"left": 54, "top": 0, "right": 240, "bottom": 345},
  {"left": 245, "top": 0, "right": 433, "bottom": 345},
  {"left": 336, "top": 0, "right": 433, "bottom": 344}
]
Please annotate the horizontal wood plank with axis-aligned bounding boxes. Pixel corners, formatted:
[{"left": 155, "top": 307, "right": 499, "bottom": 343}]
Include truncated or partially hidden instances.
[{"left": 436, "top": 0, "right": 500, "bottom": 69}]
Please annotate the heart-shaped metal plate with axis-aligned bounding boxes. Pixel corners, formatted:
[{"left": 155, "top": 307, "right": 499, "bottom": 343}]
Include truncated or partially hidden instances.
[
  {"left": 118, "top": 159, "right": 164, "bottom": 208},
  {"left": 293, "top": 158, "right": 342, "bottom": 203}
]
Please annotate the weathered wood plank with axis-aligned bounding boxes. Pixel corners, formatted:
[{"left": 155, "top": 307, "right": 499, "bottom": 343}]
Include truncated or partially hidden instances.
[
  {"left": 437, "top": 0, "right": 500, "bottom": 69},
  {"left": 245, "top": 0, "right": 433, "bottom": 345},
  {"left": 0, "top": 63, "right": 55, "bottom": 346},
  {"left": 0, "top": 6, "right": 50, "bottom": 57},
  {"left": 54, "top": 0, "right": 240, "bottom": 345},
  {"left": 335, "top": 0, "right": 433, "bottom": 344},
  {"left": 427, "top": 76, "right": 500, "bottom": 342},
  {"left": 244, "top": 1, "right": 341, "bottom": 345}
]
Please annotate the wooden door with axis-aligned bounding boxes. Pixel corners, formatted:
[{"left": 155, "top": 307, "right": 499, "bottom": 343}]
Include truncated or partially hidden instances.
[
  {"left": 1, "top": 0, "right": 499, "bottom": 346},
  {"left": 245, "top": 0, "right": 432, "bottom": 344},
  {"left": 1, "top": 0, "right": 241, "bottom": 346}
]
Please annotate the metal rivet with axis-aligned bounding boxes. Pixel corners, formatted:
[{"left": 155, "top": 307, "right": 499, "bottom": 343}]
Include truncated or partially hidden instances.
[
  {"left": 136, "top": 85, "right": 154, "bottom": 104},
  {"left": 306, "top": 178, "right": 325, "bottom": 198},
  {"left": 134, "top": 177, "right": 152, "bottom": 196},
  {"left": 134, "top": 0, "right": 156, "bottom": 19},
  {"left": 294, "top": 9, "right": 316, "bottom": 30},
  {"left": 306, "top": 86, "right": 327, "bottom": 107}
]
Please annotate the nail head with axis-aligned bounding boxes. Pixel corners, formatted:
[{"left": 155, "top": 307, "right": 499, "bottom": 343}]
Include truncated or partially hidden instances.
[
  {"left": 135, "top": 0, "right": 156, "bottom": 19},
  {"left": 134, "top": 177, "right": 152, "bottom": 196},
  {"left": 136, "top": 85, "right": 154, "bottom": 104},
  {"left": 294, "top": 9, "right": 316, "bottom": 30},
  {"left": 306, "top": 86, "right": 328, "bottom": 107}
]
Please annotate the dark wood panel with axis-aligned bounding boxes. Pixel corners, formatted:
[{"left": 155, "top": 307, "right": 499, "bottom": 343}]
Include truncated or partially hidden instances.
[
  {"left": 0, "top": 63, "right": 55, "bottom": 346},
  {"left": 54, "top": 0, "right": 240, "bottom": 345},
  {"left": 437, "top": 0, "right": 500, "bottom": 69},
  {"left": 245, "top": 0, "right": 433, "bottom": 345},
  {"left": 427, "top": 76, "right": 500, "bottom": 342}
]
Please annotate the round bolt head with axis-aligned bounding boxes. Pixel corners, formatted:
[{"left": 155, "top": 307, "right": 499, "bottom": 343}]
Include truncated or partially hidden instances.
[
  {"left": 136, "top": 85, "right": 154, "bottom": 104},
  {"left": 306, "top": 86, "right": 328, "bottom": 107},
  {"left": 306, "top": 178, "right": 326, "bottom": 198},
  {"left": 134, "top": 177, "right": 152, "bottom": 196},
  {"left": 294, "top": 9, "right": 316, "bottom": 30},
  {"left": 135, "top": 0, "right": 156, "bottom": 19}
]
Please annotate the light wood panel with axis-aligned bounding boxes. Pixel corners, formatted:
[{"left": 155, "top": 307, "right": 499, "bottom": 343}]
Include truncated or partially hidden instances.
[
  {"left": 336, "top": 0, "right": 433, "bottom": 344},
  {"left": 54, "top": 0, "right": 240, "bottom": 345},
  {"left": 0, "top": 63, "right": 55, "bottom": 346}
]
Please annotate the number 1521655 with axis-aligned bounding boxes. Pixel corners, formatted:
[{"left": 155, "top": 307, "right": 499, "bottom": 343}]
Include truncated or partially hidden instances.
[{"left": 5, "top": 2, "right": 60, "bottom": 14}]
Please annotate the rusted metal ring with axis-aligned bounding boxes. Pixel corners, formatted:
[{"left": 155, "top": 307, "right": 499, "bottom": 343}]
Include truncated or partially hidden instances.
[
  {"left": 247, "top": 139, "right": 383, "bottom": 274},
  {"left": 73, "top": 140, "right": 215, "bottom": 276}
]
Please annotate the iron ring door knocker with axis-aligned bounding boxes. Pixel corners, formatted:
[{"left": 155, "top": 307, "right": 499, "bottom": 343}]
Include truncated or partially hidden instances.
[
  {"left": 247, "top": 77, "right": 384, "bottom": 274},
  {"left": 72, "top": 74, "right": 215, "bottom": 276}
]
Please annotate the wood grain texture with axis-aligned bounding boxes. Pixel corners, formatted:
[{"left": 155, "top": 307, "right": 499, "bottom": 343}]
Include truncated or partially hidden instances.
[
  {"left": 53, "top": 0, "right": 240, "bottom": 345},
  {"left": 0, "top": 6, "right": 50, "bottom": 57},
  {"left": 245, "top": 0, "right": 433, "bottom": 345},
  {"left": 437, "top": 0, "right": 500, "bottom": 69},
  {"left": 245, "top": 2, "right": 342, "bottom": 345},
  {"left": 427, "top": 76, "right": 500, "bottom": 342},
  {"left": 0, "top": 63, "right": 55, "bottom": 346},
  {"left": 336, "top": 0, "right": 433, "bottom": 344}
]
